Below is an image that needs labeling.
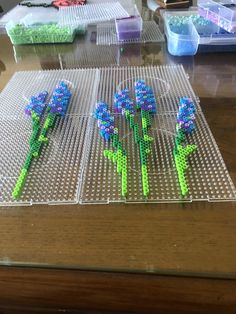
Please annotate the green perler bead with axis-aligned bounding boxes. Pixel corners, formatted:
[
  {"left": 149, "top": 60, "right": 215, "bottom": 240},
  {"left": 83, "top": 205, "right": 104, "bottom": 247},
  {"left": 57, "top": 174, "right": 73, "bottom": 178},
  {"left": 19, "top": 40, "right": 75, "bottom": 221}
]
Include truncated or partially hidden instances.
[
  {"left": 8, "top": 23, "right": 75, "bottom": 45},
  {"left": 125, "top": 110, "right": 130, "bottom": 119},
  {"left": 141, "top": 165, "right": 149, "bottom": 197},
  {"left": 142, "top": 117, "right": 147, "bottom": 129},
  {"left": 29, "top": 127, "right": 40, "bottom": 146},
  {"left": 144, "top": 134, "right": 153, "bottom": 142},
  {"left": 121, "top": 154, "right": 128, "bottom": 196},
  {"left": 174, "top": 142, "right": 198, "bottom": 196},
  {"left": 12, "top": 168, "right": 28, "bottom": 199},
  {"left": 43, "top": 117, "right": 51, "bottom": 129},
  {"left": 112, "top": 134, "right": 119, "bottom": 148},
  {"left": 23, "top": 153, "right": 33, "bottom": 170},
  {"left": 103, "top": 138, "right": 128, "bottom": 198},
  {"left": 103, "top": 150, "right": 109, "bottom": 157},
  {"left": 31, "top": 111, "right": 39, "bottom": 122},
  {"left": 134, "top": 124, "right": 140, "bottom": 143},
  {"left": 31, "top": 141, "right": 41, "bottom": 158},
  {"left": 39, "top": 135, "right": 48, "bottom": 143},
  {"left": 129, "top": 115, "right": 135, "bottom": 128}
]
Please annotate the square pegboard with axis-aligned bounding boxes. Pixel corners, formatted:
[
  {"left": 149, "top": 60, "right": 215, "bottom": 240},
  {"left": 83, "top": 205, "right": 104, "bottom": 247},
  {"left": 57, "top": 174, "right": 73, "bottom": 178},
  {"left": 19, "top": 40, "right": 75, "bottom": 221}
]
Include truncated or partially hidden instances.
[{"left": 0, "top": 69, "right": 99, "bottom": 205}]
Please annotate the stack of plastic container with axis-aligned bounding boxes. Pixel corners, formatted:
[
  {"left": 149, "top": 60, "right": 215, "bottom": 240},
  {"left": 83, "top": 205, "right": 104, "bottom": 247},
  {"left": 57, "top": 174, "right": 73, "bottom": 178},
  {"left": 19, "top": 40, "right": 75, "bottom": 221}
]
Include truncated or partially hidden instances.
[{"left": 198, "top": 0, "right": 236, "bottom": 33}]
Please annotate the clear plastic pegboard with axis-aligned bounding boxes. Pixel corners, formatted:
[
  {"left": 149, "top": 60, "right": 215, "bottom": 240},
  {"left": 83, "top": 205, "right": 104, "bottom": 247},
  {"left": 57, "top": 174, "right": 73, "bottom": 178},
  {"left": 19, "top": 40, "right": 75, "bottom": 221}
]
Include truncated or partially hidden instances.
[
  {"left": 62, "top": 45, "right": 121, "bottom": 68},
  {"left": 59, "top": 2, "right": 129, "bottom": 27},
  {"left": 88, "top": 0, "right": 138, "bottom": 13},
  {"left": 0, "top": 65, "right": 235, "bottom": 206},
  {"left": 0, "top": 69, "right": 100, "bottom": 206},
  {"left": 88, "top": 0, "right": 138, "bottom": 16},
  {"left": 81, "top": 111, "right": 236, "bottom": 203},
  {"left": 79, "top": 65, "right": 236, "bottom": 204},
  {"left": 96, "top": 21, "right": 164, "bottom": 46}
]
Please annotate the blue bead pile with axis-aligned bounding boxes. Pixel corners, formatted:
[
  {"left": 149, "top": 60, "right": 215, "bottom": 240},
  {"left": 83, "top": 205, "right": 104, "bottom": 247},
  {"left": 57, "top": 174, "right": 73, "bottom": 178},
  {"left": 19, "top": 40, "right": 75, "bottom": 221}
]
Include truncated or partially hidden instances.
[
  {"left": 114, "top": 88, "right": 135, "bottom": 115},
  {"left": 177, "top": 96, "right": 196, "bottom": 134},
  {"left": 134, "top": 80, "right": 157, "bottom": 113},
  {"left": 95, "top": 102, "right": 115, "bottom": 141},
  {"left": 48, "top": 81, "right": 72, "bottom": 116},
  {"left": 25, "top": 91, "right": 48, "bottom": 117},
  {"left": 168, "top": 15, "right": 211, "bottom": 34}
]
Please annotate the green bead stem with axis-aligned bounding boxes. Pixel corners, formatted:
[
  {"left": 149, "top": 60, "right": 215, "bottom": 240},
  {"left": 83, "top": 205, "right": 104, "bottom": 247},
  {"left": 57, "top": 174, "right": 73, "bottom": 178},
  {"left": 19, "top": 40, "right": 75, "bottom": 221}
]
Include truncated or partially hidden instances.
[
  {"left": 141, "top": 164, "right": 149, "bottom": 197},
  {"left": 12, "top": 168, "right": 28, "bottom": 199},
  {"left": 12, "top": 103, "right": 61, "bottom": 199},
  {"left": 103, "top": 139, "right": 128, "bottom": 198},
  {"left": 174, "top": 143, "right": 197, "bottom": 196}
]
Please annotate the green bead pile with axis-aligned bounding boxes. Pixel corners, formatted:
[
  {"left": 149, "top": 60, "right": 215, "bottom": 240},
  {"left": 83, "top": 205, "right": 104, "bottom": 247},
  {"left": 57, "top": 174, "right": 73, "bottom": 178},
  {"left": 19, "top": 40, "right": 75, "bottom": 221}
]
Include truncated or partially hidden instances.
[{"left": 7, "top": 23, "right": 75, "bottom": 45}]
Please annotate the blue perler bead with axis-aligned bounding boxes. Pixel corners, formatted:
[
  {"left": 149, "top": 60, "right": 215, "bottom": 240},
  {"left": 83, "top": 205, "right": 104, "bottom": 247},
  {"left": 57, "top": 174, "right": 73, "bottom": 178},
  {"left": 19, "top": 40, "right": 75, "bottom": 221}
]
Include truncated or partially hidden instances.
[
  {"left": 25, "top": 90, "right": 48, "bottom": 117},
  {"left": 48, "top": 81, "right": 71, "bottom": 116},
  {"left": 135, "top": 80, "right": 157, "bottom": 113},
  {"left": 95, "top": 101, "right": 115, "bottom": 141},
  {"left": 177, "top": 96, "right": 196, "bottom": 134}
]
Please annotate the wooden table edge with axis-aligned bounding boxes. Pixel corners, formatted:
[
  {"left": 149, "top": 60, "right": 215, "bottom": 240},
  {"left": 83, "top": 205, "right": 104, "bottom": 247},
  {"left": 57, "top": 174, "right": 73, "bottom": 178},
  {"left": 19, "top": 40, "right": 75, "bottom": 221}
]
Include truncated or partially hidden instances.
[{"left": 0, "top": 266, "right": 235, "bottom": 313}]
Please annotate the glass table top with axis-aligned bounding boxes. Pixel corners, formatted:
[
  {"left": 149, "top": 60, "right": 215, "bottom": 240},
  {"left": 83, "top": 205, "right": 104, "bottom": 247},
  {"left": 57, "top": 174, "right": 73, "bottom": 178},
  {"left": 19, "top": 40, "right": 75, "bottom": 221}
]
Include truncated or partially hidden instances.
[{"left": 0, "top": 2, "right": 235, "bottom": 278}]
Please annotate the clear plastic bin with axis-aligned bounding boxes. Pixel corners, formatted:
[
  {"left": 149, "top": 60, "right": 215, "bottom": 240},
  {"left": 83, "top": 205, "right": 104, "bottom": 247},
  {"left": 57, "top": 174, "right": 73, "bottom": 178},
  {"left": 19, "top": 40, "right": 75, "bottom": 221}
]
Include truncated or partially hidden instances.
[
  {"left": 21, "top": 12, "right": 59, "bottom": 26},
  {"left": 164, "top": 13, "right": 200, "bottom": 56},
  {"left": 115, "top": 16, "right": 143, "bottom": 41},
  {"left": 0, "top": 5, "right": 58, "bottom": 30},
  {"left": 6, "top": 20, "right": 76, "bottom": 45},
  {"left": 198, "top": 0, "right": 236, "bottom": 33},
  {"left": 163, "top": 10, "right": 236, "bottom": 56}
]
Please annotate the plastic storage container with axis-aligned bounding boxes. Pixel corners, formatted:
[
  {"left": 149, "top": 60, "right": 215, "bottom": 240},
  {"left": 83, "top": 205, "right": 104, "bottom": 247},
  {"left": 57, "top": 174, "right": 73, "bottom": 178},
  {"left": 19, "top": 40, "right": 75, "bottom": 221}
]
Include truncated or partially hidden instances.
[
  {"left": 164, "top": 12, "right": 200, "bottom": 56},
  {"left": 6, "top": 21, "right": 76, "bottom": 45},
  {"left": 5, "top": 11, "right": 78, "bottom": 45},
  {"left": 198, "top": 0, "right": 236, "bottom": 33},
  {"left": 0, "top": 5, "right": 60, "bottom": 31},
  {"left": 115, "top": 16, "right": 143, "bottom": 41},
  {"left": 163, "top": 10, "right": 236, "bottom": 56}
]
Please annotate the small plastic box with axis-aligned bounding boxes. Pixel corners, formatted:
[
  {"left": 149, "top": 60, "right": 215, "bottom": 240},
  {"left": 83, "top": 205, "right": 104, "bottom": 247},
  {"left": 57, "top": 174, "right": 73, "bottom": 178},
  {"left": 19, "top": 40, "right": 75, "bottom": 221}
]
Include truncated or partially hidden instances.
[
  {"left": 6, "top": 12, "right": 76, "bottom": 45},
  {"left": 163, "top": 10, "right": 236, "bottom": 56},
  {"left": 198, "top": 0, "right": 236, "bottom": 33},
  {"left": 115, "top": 16, "right": 143, "bottom": 41}
]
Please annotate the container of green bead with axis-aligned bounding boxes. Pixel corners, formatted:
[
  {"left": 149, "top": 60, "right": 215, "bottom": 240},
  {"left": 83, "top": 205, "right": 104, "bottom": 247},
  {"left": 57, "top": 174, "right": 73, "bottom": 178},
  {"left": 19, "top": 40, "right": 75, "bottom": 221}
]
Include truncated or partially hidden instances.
[{"left": 6, "top": 20, "right": 76, "bottom": 45}]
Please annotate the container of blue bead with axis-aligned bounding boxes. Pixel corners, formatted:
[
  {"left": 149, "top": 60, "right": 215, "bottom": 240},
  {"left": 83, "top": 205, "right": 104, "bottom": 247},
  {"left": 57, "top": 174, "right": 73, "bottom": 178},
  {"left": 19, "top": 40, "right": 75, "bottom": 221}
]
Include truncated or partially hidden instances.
[
  {"left": 164, "top": 14, "right": 200, "bottom": 56},
  {"left": 6, "top": 20, "right": 76, "bottom": 45},
  {"left": 163, "top": 10, "right": 236, "bottom": 56}
]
